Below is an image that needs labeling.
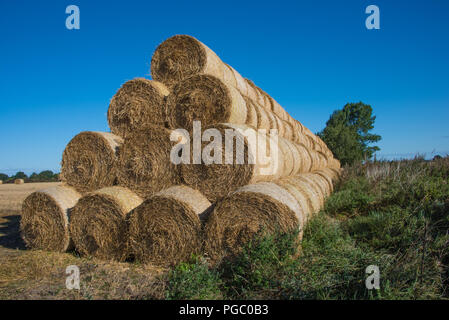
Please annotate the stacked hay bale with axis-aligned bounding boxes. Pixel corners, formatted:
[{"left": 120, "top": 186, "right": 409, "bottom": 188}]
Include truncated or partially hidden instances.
[{"left": 20, "top": 34, "right": 341, "bottom": 266}]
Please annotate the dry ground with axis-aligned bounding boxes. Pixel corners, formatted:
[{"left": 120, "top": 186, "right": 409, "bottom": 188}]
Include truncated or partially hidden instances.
[{"left": 0, "top": 183, "right": 165, "bottom": 300}]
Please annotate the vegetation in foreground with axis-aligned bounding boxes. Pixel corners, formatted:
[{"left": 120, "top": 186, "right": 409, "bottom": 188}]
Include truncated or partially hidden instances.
[{"left": 166, "top": 156, "right": 449, "bottom": 299}]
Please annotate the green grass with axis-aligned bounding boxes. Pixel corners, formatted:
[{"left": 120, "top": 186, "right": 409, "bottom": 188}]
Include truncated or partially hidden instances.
[{"left": 165, "top": 156, "right": 449, "bottom": 299}]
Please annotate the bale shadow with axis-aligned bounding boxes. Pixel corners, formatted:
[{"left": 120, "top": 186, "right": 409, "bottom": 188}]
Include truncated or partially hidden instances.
[{"left": 0, "top": 214, "right": 26, "bottom": 250}]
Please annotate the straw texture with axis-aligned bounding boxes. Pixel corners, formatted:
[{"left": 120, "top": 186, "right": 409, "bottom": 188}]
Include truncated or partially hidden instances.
[
  {"left": 70, "top": 186, "right": 142, "bottom": 261},
  {"left": 117, "top": 125, "right": 181, "bottom": 198},
  {"left": 21, "top": 185, "right": 81, "bottom": 252},
  {"left": 61, "top": 131, "right": 123, "bottom": 193},
  {"left": 128, "top": 185, "right": 212, "bottom": 267},
  {"left": 108, "top": 78, "right": 169, "bottom": 138}
]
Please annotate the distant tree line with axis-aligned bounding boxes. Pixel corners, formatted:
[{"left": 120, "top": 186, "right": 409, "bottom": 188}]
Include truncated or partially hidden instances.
[{"left": 0, "top": 170, "right": 60, "bottom": 183}]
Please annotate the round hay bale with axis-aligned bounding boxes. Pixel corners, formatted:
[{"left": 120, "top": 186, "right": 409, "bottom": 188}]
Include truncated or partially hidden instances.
[
  {"left": 70, "top": 186, "right": 142, "bottom": 261},
  {"left": 61, "top": 131, "right": 123, "bottom": 194},
  {"left": 14, "top": 179, "right": 24, "bottom": 185},
  {"left": 314, "top": 169, "right": 338, "bottom": 195},
  {"left": 293, "top": 175, "right": 325, "bottom": 209},
  {"left": 108, "top": 78, "right": 170, "bottom": 138},
  {"left": 288, "top": 176, "right": 322, "bottom": 215},
  {"left": 275, "top": 177, "right": 314, "bottom": 224},
  {"left": 165, "top": 74, "right": 247, "bottom": 131},
  {"left": 181, "top": 123, "right": 284, "bottom": 202},
  {"left": 204, "top": 182, "right": 302, "bottom": 264},
  {"left": 304, "top": 173, "right": 330, "bottom": 200},
  {"left": 128, "top": 185, "right": 212, "bottom": 267},
  {"left": 0, "top": 180, "right": 3, "bottom": 185},
  {"left": 20, "top": 185, "right": 81, "bottom": 252},
  {"left": 294, "top": 143, "right": 313, "bottom": 173},
  {"left": 117, "top": 125, "right": 181, "bottom": 198}
]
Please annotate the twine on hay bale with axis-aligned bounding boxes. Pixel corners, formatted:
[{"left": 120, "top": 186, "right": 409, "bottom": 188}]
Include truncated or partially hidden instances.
[
  {"left": 20, "top": 185, "right": 81, "bottom": 252},
  {"left": 108, "top": 78, "right": 170, "bottom": 138},
  {"left": 70, "top": 186, "right": 142, "bottom": 261},
  {"left": 14, "top": 179, "right": 24, "bottom": 185},
  {"left": 128, "top": 185, "right": 212, "bottom": 267},
  {"left": 117, "top": 125, "right": 181, "bottom": 198},
  {"left": 204, "top": 181, "right": 303, "bottom": 264},
  {"left": 60, "top": 131, "right": 123, "bottom": 194}
]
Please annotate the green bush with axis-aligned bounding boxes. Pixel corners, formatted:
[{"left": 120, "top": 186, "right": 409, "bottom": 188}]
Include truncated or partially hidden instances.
[
  {"left": 164, "top": 157, "right": 449, "bottom": 300},
  {"left": 165, "top": 257, "right": 222, "bottom": 300}
]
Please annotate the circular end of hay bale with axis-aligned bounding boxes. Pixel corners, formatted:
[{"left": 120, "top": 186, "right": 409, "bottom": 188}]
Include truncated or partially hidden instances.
[
  {"left": 70, "top": 187, "right": 142, "bottom": 261},
  {"left": 165, "top": 74, "right": 233, "bottom": 130},
  {"left": 151, "top": 35, "right": 207, "bottom": 88},
  {"left": 117, "top": 126, "right": 181, "bottom": 198},
  {"left": 128, "top": 185, "right": 211, "bottom": 267},
  {"left": 204, "top": 182, "right": 301, "bottom": 263},
  {"left": 61, "top": 131, "right": 123, "bottom": 194},
  {"left": 20, "top": 185, "right": 81, "bottom": 252},
  {"left": 180, "top": 123, "right": 255, "bottom": 202},
  {"left": 108, "top": 78, "right": 169, "bottom": 137},
  {"left": 14, "top": 179, "right": 24, "bottom": 185}
]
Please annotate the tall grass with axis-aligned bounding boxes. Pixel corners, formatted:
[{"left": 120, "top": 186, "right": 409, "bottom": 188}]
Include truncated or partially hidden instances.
[{"left": 165, "top": 156, "right": 449, "bottom": 299}]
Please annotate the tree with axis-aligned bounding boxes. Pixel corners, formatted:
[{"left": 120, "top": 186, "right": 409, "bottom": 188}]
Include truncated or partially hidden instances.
[
  {"left": 0, "top": 173, "right": 8, "bottom": 181},
  {"left": 13, "top": 171, "right": 28, "bottom": 180},
  {"left": 318, "top": 102, "right": 381, "bottom": 166},
  {"left": 38, "top": 170, "right": 56, "bottom": 181}
]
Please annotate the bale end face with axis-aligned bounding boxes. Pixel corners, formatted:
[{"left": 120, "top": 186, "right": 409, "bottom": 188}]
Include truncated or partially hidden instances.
[
  {"left": 128, "top": 185, "right": 211, "bottom": 267},
  {"left": 60, "top": 131, "right": 123, "bottom": 194},
  {"left": 20, "top": 185, "right": 81, "bottom": 252},
  {"left": 151, "top": 35, "right": 207, "bottom": 88},
  {"left": 69, "top": 187, "right": 142, "bottom": 261},
  {"left": 108, "top": 78, "right": 169, "bottom": 137}
]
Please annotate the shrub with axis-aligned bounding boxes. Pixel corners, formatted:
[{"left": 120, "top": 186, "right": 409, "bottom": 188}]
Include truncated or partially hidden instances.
[{"left": 165, "top": 257, "right": 222, "bottom": 300}]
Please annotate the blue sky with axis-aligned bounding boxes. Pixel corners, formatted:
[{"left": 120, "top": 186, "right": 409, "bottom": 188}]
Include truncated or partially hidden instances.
[{"left": 1, "top": 0, "right": 448, "bottom": 175}]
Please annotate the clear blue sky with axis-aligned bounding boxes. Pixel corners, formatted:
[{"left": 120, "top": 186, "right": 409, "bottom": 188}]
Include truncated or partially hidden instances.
[{"left": 1, "top": 0, "right": 448, "bottom": 175}]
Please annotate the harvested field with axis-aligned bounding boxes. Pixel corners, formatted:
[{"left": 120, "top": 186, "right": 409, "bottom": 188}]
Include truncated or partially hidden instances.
[{"left": 0, "top": 182, "right": 164, "bottom": 300}]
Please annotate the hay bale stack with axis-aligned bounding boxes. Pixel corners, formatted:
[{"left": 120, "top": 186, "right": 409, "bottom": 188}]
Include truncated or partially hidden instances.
[
  {"left": 14, "top": 179, "right": 24, "bottom": 185},
  {"left": 181, "top": 123, "right": 328, "bottom": 202},
  {"left": 20, "top": 185, "right": 81, "bottom": 252},
  {"left": 108, "top": 78, "right": 170, "bottom": 138},
  {"left": 128, "top": 185, "right": 212, "bottom": 267},
  {"left": 117, "top": 125, "right": 181, "bottom": 198},
  {"left": 204, "top": 182, "right": 303, "bottom": 264},
  {"left": 61, "top": 131, "right": 123, "bottom": 193},
  {"left": 70, "top": 186, "right": 142, "bottom": 261}
]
